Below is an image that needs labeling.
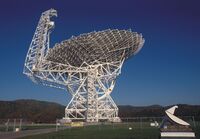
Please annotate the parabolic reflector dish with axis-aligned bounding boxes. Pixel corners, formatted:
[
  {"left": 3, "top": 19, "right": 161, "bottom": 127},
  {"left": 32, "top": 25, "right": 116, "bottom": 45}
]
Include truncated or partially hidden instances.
[{"left": 46, "top": 29, "right": 144, "bottom": 67}]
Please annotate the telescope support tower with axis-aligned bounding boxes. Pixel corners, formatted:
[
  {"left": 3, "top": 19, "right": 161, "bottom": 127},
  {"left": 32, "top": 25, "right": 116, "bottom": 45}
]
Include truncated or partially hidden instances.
[
  {"left": 64, "top": 62, "right": 123, "bottom": 122},
  {"left": 23, "top": 9, "right": 144, "bottom": 123}
]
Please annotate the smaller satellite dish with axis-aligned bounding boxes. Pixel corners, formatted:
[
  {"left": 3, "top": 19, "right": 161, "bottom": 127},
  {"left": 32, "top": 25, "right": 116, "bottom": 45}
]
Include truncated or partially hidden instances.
[{"left": 165, "top": 106, "right": 190, "bottom": 126}]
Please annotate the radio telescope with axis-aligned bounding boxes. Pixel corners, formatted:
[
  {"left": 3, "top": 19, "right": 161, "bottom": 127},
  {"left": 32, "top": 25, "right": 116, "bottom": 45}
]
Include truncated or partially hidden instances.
[{"left": 23, "top": 9, "right": 144, "bottom": 122}]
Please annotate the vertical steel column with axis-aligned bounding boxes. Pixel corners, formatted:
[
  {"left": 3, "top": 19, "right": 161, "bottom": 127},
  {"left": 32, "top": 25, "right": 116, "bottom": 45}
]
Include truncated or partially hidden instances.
[{"left": 86, "top": 69, "right": 98, "bottom": 122}]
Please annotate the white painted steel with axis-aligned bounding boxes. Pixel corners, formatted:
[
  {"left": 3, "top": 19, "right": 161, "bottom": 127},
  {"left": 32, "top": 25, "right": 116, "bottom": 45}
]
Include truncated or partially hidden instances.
[
  {"left": 166, "top": 105, "right": 178, "bottom": 115},
  {"left": 23, "top": 9, "right": 144, "bottom": 122},
  {"left": 161, "top": 132, "right": 195, "bottom": 137},
  {"left": 165, "top": 106, "right": 190, "bottom": 126}
]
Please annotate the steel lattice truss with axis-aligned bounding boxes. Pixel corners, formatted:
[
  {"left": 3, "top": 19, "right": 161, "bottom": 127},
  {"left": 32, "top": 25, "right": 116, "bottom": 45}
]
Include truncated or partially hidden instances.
[{"left": 23, "top": 9, "right": 145, "bottom": 122}]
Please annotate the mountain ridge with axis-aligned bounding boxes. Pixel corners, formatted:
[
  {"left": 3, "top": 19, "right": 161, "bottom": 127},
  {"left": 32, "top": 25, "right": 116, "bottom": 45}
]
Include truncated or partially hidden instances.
[{"left": 0, "top": 99, "right": 199, "bottom": 123}]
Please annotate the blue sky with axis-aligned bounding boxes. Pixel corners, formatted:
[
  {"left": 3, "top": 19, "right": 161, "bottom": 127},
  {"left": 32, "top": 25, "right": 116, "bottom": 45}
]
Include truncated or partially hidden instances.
[{"left": 0, "top": 0, "right": 200, "bottom": 106}]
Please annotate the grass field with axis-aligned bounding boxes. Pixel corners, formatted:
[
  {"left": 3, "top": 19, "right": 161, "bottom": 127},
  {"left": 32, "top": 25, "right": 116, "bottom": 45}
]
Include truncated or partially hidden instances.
[
  {"left": 0, "top": 124, "right": 55, "bottom": 132},
  {"left": 14, "top": 123, "right": 200, "bottom": 139},
  {"left": 19, "top": 123, "right": 159, "bottom": 139}
]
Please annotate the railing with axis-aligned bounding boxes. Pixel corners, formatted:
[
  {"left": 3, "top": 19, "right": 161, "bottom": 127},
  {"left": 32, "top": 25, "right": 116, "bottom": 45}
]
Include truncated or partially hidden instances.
[{"left": 0, "top": 116, "right": 199, "bottom": 132}]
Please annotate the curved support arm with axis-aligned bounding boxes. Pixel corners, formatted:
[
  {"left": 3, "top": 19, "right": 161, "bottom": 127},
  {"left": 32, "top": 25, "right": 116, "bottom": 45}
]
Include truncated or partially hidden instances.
[{"left": 23, "top": 9, "right": 57, "bottom": 79}]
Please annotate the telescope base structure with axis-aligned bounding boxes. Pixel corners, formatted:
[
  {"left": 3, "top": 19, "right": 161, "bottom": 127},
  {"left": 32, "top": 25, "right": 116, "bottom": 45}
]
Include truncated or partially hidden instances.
[{"left": 64, "top": 65, "right": 122, "bottom": 123}]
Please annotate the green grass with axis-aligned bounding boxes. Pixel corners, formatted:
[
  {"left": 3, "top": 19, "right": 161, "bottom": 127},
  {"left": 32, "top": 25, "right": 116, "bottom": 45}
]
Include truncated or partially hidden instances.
[
  {"left": 0, "top": 124, "right": 55, "bottom": 132},
  {"left": 21, "top": 125, "right": 55, "bottom": 130},
  {"left": 19, "top": 124, "right": 160, "bottom": 139},
  {"left": 11, "top": 122, "right": 200, "bottom": 139}
]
